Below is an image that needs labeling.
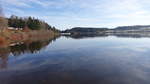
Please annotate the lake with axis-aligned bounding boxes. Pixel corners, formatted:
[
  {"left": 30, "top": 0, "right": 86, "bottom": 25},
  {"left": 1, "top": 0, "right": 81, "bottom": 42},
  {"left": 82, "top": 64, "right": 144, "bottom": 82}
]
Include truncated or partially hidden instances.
[{"left": 0, "top": 35, "right": 150, "bottom": 84}]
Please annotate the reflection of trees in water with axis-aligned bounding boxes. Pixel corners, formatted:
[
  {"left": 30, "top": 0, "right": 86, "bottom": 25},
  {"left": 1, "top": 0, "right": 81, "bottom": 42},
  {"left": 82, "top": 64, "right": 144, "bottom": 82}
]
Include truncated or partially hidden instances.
[
  {"left": 0, "top": 48, "right": 9, "bottom": 69},
  {"left": 10, "top": 41, "right": 49, "bottom": 56},
  {"left": 64, "top": 33, "right": 150, "bottom": 39},
  {"left": 64, "top": 34, "right": 108, "bottom": 39},
  {"left": 10, "top": 43, "right": 28, "bottom": 56},
  {"left": 10, "top": 37, "right": 58, "bottom": 56},
  {"left": 112, "top": 33, "right": 150, "bottom": 38},
  {"left": 0, "top": 36, "right": 59, "bottom": 69}
]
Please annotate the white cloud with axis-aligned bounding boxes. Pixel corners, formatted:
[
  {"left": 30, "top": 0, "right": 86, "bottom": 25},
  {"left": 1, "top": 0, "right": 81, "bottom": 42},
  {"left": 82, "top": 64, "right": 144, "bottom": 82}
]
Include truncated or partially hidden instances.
[
  {"left": 3, "top": 0, "right": 31, "bottom": 7},
  {"left": 3, "top": 0, "right": 150, "bottom": 29}
]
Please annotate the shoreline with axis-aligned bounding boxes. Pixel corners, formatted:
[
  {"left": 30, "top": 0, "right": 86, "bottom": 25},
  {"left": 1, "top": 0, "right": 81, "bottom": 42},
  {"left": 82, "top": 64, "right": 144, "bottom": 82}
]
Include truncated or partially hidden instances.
[{"left": 0, "top": 29, "right": 60, "bottom": 48}]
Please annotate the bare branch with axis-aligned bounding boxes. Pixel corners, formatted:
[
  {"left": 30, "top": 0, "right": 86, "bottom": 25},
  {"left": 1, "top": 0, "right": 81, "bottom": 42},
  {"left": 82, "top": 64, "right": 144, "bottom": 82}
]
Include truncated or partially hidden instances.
[
  {"left": 0, "top": 2, "right": 4, "bottom": 17},
  {"left": 0, "top": 4, "right": 8, "bottom": 31}
]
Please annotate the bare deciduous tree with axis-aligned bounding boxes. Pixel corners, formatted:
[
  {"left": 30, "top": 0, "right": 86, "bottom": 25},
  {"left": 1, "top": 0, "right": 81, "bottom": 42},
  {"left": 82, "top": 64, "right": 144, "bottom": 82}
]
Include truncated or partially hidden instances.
[{"left": 0, "top": 5, "right": 8, "bottom": 32}]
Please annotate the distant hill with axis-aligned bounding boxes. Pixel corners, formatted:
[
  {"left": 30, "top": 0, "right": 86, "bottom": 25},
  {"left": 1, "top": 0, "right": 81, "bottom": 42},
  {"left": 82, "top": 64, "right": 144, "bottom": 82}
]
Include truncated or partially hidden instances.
[
  {"left": 62, "top": 25, "right": 150, "bottom": 34},
  {"left": 62, "top": 27, "right": 108, "bottom": 34},
  {"left": 115, "top": 25, "right": 150, "bottom": 30}
]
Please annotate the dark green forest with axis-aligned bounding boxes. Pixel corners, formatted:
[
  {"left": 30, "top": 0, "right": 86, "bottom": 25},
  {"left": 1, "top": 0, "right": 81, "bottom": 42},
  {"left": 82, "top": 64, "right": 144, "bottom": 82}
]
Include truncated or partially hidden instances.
[{"left": 7, "top": 15, "right": 59, "bottom": 32}]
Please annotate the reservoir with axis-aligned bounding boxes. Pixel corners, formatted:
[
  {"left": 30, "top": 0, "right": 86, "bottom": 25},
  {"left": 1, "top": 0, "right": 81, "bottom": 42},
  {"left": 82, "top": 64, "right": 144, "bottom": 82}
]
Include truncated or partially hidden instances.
[{"left": 0, "top": 35, "right": 150, "bottom": 84}]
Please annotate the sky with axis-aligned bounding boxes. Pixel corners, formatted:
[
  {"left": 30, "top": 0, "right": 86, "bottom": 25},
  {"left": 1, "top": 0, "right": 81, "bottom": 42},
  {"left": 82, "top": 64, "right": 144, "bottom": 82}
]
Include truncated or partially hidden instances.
[{"left": 2, "top": 0, "right": 150, "bottom": 30}]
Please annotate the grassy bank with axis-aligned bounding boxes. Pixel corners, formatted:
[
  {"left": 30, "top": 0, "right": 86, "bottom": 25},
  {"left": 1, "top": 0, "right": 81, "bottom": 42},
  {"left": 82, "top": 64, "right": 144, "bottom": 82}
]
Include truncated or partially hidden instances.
[{"left": 0, "top": 29, "right": 60, "bottom": 48}]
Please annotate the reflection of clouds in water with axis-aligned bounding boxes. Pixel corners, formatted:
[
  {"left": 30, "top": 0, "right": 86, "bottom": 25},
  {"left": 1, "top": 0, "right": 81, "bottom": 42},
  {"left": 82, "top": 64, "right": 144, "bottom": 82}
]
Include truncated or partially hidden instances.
[
  {"left": 92, "top": 48, "right": 150, "bottom": 84},
  {"left": 4, "top": 56, "right": 60, "bottom": 71},
  {"left": 109, "top": 45, "right": 150, "bottom": 52},
  {"left": 1, "top": 46, "right": 150, "bottom": 84},
  {"left": 132, "top": 68, "right": 149, "bottom": 81},
  {"left": 1, "top": 36, "right": 150, "bottom": 84}
]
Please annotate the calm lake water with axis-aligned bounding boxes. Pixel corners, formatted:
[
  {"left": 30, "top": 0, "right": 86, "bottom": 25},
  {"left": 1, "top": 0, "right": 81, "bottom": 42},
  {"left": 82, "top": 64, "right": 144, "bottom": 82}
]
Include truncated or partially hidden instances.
[{"left": 1, "top": 35, "right": 150, "bottom": 84}]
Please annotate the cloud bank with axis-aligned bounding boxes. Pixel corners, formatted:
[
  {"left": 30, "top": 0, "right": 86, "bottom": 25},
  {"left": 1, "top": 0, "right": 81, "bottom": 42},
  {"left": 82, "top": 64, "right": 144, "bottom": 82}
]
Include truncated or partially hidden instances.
[{"left": 2, "top": 0, "right": 150, "bottom": 30}]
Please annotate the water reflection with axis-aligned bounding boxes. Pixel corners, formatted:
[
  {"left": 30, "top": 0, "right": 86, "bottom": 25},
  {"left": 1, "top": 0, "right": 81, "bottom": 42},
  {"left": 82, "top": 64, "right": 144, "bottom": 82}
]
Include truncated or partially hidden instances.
[
  {"left": 64, "top": 34, "right": 108, "bottom": 39},
  {"left": 1, "top": 34, "right": 150, "bottom": 84},
  {"left": 64, "top": 33, "right": 150, "bottom": 39},
  {"left": 0, "top": 36, "right": 59, "bottom": 70},
  {"left": 0, "top": 48, "right": 9, "bottom": 69},
  {"left": 10, "top": 41, "right": 49, "bottom": 56}
]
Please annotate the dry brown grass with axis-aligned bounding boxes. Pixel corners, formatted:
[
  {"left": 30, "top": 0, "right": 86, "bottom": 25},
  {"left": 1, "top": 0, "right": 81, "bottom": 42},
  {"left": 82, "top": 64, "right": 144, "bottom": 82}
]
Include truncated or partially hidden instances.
[
  {"left": 0, "top": 36, "right": 5, "bottom": 44},
  {"left": 0, "top": 28, "right": 60, "bottom": 48},
  {"left": 0, "top": 36, "right": 8, "bottom": 48}
]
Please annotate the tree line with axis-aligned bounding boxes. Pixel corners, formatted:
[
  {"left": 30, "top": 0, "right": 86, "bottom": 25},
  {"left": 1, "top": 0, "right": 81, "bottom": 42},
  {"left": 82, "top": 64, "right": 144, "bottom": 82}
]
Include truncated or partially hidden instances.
[
  {"left": 8, "top": 15, "right": 58, "bottom": 31},
  {"left": 0, "top": 5, "right": 59, "bottom": 32}
]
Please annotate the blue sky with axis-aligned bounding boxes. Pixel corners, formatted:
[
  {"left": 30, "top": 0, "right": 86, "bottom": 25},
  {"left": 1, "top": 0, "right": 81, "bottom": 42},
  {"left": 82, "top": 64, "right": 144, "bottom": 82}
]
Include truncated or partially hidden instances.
[{"left": 2, "top": 0, "right": 150, "bottom": 30}]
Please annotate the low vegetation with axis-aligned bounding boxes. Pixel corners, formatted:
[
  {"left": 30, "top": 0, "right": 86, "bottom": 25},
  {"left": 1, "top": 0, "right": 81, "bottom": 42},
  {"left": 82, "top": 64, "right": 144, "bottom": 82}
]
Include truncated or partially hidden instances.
[{"left": 0, "top": 8, "right": 60, "bottom": 48}]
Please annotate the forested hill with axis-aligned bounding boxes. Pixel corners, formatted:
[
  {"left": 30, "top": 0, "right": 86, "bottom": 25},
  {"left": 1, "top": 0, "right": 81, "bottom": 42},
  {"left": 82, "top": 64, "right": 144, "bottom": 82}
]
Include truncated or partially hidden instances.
[
  {"left": 62, "top": 27, "right": 108, "bottom": 33},
  {"left": 7, "top": 15, "right": 59, "bottom": 32},
  {"left": 62, "top": 25, "right": 150, "bottom": 33},
  {"left": 115, "top": 25, "right": 150, "bottom": 30}
]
